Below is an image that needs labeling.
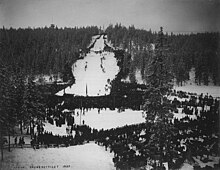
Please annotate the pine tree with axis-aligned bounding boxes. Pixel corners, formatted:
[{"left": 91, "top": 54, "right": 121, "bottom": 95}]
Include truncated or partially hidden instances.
[
  {"left": 143, "top": 27, "right": 175, "bottom": 169},
  {"left": 22, "top": 75, "right": 46, "bottom": 136},
  {"left": 5, "top": 74, "right": 17, "bottom": 152},
  {"left": 0, "top": 64, "right": 17, "bottom": 159},
  {"left": 14, "top": 71, "right": 26, "bottom": 134},
  {"left": 0, "top": 64, "right": 8, "bottom": 160}
]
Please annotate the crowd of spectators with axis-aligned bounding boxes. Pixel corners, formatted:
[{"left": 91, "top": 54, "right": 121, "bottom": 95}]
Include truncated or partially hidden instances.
[
  {"left": 31, "top": 124, "right": 95, "bottom": 148},
  {"left": 93, "top": 91, "right": 219, "bottom": 169},
  {"left": 31, "top": 90, "right": 219, "bottom": 170}
]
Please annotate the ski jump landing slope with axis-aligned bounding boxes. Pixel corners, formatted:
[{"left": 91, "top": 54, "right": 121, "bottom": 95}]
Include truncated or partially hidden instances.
[{"left": 56, "top": 35, "right": 119, "bottom": 96}]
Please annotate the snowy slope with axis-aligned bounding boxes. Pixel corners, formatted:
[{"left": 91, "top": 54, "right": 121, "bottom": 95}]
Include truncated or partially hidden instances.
[
  {"left": 90, "top": 35, "right": 105, "bottom": 52},
  {"left": 0, "top": 142, "right": 115, "bottom": 170},
  {"left": 56, "top": 35, "right": 119, "bottom": 96}
]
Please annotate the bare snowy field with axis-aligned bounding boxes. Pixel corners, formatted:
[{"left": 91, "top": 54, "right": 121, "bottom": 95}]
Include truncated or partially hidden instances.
[
  {"left": 42, "top": 109, "right": 145, "bottom": 136},
  {"left": 0, "top": 142, "right": 115, "bottom": 170},
  {"left": 174, "top": 84, "right": 220, "bottom": 98},
  {"left": 173, "top": 68, "right": 219, "bottom": 97},
  {"left": 73, "top": 108, "right": 145, "bottom": 130}
]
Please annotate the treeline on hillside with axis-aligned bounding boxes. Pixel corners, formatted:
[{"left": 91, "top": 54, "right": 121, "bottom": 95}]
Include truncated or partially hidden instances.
[
  {"left": 0, "top": 25, "right": 99, "bottom": 75},
  {"left": 169, "top": 32, "right": 220, "bottom": 85},
  {"left": 105, "top": 24, "right": 156, "bottom": 50},
  {"left": 0, "top": 24, "right": 219, "bottom": 85},
  {"left": 105, "top": 24, "right": 220, "bottom": 85}
]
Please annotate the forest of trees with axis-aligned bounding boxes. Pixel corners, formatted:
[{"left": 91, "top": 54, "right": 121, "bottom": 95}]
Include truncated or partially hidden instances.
[
  {"left": 0, "top": 63, "right": 48, "bottom": 157},
  {"left": 105, "top": 24, "right": 220, "bottom": 86},
  {"left": 0, "top": 25, "right": 99, "bottom": 75},
  {"left": 0, "top": 24, "right": 219, "bottom": 85}
]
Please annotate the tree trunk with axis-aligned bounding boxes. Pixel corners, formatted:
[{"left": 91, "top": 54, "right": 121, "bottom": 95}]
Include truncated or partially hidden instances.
[
  {"left": 26, "top": 127, "right": 29, "bottom": 135},
  {"left": 1, "top": 143, "right": 3, "bottom": 161},
  {"left": 0, "top": 126, "right": 3, "bottom": 161},
  {"left": 8, "top": 130, "right": 10, "bottom": 152},
  {"left": 30, "top": 119, "right": 35, "bottom": 137},
  {"left": 218, "top": 102, "right": 220, "bottom": 157},
  {"left": 160, "top": 148, "right": 163, "bottom": 169},
  {"left": 20, "top": 121, "right": 23, "bottom": 134},
  {"left": 30, "top": 121, "right": 32, "bottom": 138}
]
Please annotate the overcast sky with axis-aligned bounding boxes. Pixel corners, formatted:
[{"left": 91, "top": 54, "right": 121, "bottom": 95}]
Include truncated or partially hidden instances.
[{"left": 0, "top": 0, "right": 219, "bottom": 33}]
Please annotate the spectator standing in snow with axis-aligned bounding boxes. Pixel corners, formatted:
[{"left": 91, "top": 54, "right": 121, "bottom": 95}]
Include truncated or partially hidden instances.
[
  {"left": 19, "top": 137, "right": 23, "bottom": 148},
  {"left": 14, "top": 136, "right": 17, "bottom": 147}
]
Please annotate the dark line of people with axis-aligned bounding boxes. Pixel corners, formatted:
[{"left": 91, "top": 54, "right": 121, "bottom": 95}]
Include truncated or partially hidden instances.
[
  {"left": 13, "top": 136, "right": 25, "bottom": 148},
  {"left": 30, "top": 125, "right": 96, "bottom": 149}
]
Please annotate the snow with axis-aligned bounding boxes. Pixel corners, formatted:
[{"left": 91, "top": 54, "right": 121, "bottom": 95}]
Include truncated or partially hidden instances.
[
  {"left": 43, "top": 122, "right": 71, "bottom": 136},
  {"left": 163, "top": 162, "right": 169, "bottom": 170},
  {"left": 173, "top": 113, "right": 197, "bottom": 120},
  {"left": 121, "top": 76, "right": 130, "bottom": 83},
  {"left": 193, "top": 156, "right": 220, "bottom": 168},
  {"left": 87, "top": 35, "right": 101, "bottom": 49},
  {"left": 43, "top": 109, "right": 145, "bottom": 136},
  {"left": 73, "top": 108, "right": 145, "bottom": 130},
  {"left": 56, "top": 35, "right": 119, "bottom": 96},
  {"left": 90, "top": 35, "right": 105, "bottom": 52},
  {"left": 121, "top": 69, "right": 145, "bottom": 84},
  {"left": 105, "top": 41, "right": 115, "bottom": 50},
  {"left": 179, "top": 163, "right": 194, "bottom": 170},
  {"left": 174, "top": 85, "right": 220, "bottom": 98},
  {"left": 3, "top": 35, "right": 220, "bottom": 170},
  {"left": 168, "top": 95, "right": 190, "bottom": 102},
  {"left": 174, "top": 68, "right": 220, "bottom": 98},
  {"left": 133, "top": 66, "right": 220, "bottom": 98},
  {"left": 0, "top": 142, "right": 115, "bottom": 170},
  {"left": 135, "top": 69, "right": 145, "bottom": 84},
  {"left": 34, "top": 74, "right": 63, "bottom": 84},
  {"left": 1, "top": 109, "right": 144, "bottom": 169}
]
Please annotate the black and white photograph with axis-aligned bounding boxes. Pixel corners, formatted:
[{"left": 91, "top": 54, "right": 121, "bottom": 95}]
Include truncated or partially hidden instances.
[{"left": 0, "top": 0, "right": 219, "bottom": 169}]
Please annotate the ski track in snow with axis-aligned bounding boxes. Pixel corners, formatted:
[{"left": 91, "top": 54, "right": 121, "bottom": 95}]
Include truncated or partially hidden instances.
[{"left": 56, "top": 35, "right": 119, "bottom": 96}]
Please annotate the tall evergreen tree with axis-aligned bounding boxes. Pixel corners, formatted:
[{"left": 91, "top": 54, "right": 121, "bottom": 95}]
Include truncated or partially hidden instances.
[
  {"left": 14, "top": 71, "right": 26, "bottom": 134},
  {"left": 143, "top": 27, "right": 175, "bottom": 169},
  {"left": 0, "top": 64, "right": 17, "bottom": 159},
  {"left": 22, "top": 75, "right": 45, "bottom": 136},
  {"left": 0, "top": 64, "right": 8, "bottom": 160}
]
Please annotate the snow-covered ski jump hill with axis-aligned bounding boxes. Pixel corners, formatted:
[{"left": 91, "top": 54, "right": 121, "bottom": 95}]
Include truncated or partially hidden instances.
[{"left": 56, "top": 34, "right": 119, "bottom": 97}]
